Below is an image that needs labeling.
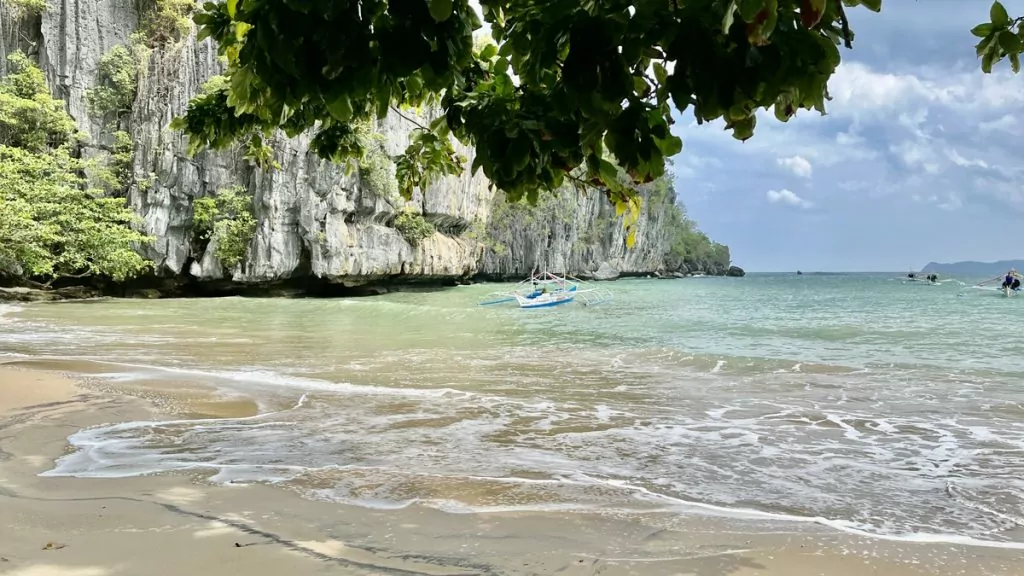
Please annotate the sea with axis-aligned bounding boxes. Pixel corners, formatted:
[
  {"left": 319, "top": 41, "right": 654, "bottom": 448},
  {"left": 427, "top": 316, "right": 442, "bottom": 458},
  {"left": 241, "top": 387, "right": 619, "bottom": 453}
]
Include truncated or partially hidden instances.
[{"left": 2, "top": 272, "right": 1024, "bottom": 548}]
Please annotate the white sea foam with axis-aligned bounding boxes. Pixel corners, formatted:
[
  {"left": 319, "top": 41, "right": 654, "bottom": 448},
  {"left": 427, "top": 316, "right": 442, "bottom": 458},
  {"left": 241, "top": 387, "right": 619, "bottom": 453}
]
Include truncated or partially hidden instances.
[
  {"left": 0, "top": 304, "right": 23, "bottom": 322},
  {"left": 24, "top": 357, "right": 478, "bottom": 400},
  {"left": 39, "top": 372, "right": 1024, "bottom": 549}
]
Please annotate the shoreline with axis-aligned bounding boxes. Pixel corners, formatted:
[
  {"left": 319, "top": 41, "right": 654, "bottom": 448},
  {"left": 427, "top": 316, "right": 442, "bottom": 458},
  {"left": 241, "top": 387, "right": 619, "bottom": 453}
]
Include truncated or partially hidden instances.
[
  {"left": 1, "top": 363, "right": 1022, "bottom": 575},
  {"left": 0, "top": 269, "right": 744, "bottom": 303}
]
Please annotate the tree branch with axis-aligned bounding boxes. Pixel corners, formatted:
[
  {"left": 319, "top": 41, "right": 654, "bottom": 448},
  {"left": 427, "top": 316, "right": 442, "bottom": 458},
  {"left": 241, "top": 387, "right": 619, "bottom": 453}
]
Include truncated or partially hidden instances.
[
  {"left": 835, "top": 0, "right": 853, "bottom": 49},
  {"left": 42, "top": 271, "right": 92, "bottom": 288},
  {"left": 389, "top": 105, "right": 430, "bottom": 131}
]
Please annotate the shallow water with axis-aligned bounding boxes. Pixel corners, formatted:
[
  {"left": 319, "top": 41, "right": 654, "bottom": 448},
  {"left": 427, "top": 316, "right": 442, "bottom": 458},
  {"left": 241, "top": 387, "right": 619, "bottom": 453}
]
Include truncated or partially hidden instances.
[{"left": 3, "top": 273, "right": 1024, "bottom": 547}]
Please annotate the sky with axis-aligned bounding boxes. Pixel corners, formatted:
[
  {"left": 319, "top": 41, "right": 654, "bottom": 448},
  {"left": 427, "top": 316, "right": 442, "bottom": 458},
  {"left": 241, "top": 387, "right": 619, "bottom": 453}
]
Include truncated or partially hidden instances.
[{"left": 668, "top": 1, "right": 1024, "bottom": 272}]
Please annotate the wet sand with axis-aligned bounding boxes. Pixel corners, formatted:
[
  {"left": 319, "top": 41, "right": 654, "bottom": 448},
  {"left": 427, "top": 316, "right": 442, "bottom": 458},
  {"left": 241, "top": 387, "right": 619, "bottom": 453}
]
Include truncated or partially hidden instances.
[{"left": 1, "top": 364, "right": 1022, "bottom": 576}]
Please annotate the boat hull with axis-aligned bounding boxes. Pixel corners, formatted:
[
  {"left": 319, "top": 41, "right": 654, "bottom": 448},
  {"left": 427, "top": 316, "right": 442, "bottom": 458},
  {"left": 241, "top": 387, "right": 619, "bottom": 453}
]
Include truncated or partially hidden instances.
[{"left": 516, "top": 293, "right": 575, "bottom": 308}]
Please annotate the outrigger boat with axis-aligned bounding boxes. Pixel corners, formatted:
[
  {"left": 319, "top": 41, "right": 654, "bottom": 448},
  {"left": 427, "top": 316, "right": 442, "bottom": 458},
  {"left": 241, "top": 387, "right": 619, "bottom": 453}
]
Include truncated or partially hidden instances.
[
  {"left": 478, "top": 271, "right": 611, "bottom": 309},
  {"left": 901, "top": 271, "right": 942, "bottom": 285},
  {"left": 972, "top": 272, "right": 1023, "bottom": 297}
]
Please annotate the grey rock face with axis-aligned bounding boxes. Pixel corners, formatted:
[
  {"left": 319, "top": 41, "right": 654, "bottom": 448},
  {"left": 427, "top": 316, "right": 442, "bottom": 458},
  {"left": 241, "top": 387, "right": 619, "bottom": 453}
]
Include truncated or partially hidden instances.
[
  {"left": 477, "top": 185, "right": 676, "bottom": 280},
  {"left": 592, "top": 262, "right": 620, "bottom": 281}
]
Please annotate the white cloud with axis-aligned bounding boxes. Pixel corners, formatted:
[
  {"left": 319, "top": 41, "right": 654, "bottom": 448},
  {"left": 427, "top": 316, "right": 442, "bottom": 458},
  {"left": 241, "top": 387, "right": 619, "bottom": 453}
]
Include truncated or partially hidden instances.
[
  {"left": 890, "top": 140, "right": 942, "bottom": 174},
  {"left": 897, "top": 109, "right": 930, "bottom": 139},
  {"left": 937, "top": 193, "right": 963, "bottom": 211},
  {"left": 835, "top": 131, "right": 864, "bottom": 146},
  {"left": 673, "top": 154, "right": 723, "bottom": 179},
  {"left": 838, "top": 180, "right": 869, "bottom": 192},
  {"left": 827, "top": 62, "right": 933, "bottom": 114},
  {"left": 979, "top": 114, "right": 1016, "bottom": 133},
  {"left": 946, "top": 148, "right": 990, "bottom": 169},
  {"left": 766, "top": 189, "right": 812, "bottom": 208},
  {"left": 827, "top": 61, "right": 1024, "bottom": 119},
  {"left": 776, "top": 155, "right": 813, "bottom": 178}
]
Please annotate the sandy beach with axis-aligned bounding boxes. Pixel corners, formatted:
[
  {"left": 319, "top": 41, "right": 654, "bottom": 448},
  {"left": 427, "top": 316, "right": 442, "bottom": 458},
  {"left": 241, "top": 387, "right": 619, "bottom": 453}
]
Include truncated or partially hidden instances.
[{"left": 1, "top": 363, "right": 1022, "bottom": 576}]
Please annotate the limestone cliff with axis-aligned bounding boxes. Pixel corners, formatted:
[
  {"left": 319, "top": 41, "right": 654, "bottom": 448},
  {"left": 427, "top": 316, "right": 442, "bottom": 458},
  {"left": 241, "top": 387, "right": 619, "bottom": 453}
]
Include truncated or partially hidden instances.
[
  {"left": 478, "top": 185, "right": 673, "bottom": 280},
  {"left": 0, "top": 0, "right": 736, "bottom": 291}
]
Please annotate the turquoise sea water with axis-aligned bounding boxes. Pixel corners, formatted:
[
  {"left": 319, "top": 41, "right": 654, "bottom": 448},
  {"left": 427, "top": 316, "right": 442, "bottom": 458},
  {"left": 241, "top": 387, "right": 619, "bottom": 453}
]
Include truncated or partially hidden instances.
[{"left": 2, "top": 273, "right": 1023, "bottom": 546}]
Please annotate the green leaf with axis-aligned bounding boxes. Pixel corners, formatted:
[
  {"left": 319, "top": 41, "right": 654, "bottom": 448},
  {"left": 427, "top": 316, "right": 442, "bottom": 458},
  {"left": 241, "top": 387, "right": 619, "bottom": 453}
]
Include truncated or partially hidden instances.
[
  {"left": 1012, "top": 52, "right": 1022, "bottom": 73},
  {"left": 860, "top": 0, "right": 881, "bottom": 12},
  {"left": 325, "top": 94, "right": 354, "bottom": 121},
  {"left": 226, "top": 0, "right": 238, "bottom": 18},
  {"left": 508, "top": 137, "right": 530, "bottom": 169},
  {"left": 999, "top": 30, "right": 1022, "bottom": 53},
  {"left": 977, "top": 35, "right": 996, "bottom": 57},
  {"left": 406, "top": 74, "right": 423, "bottom": 96},
  {"left": 479, "top": 44, "right": 498, "bottom": 60},
  {"left": 428, "top": 0, "right": 454, "bottom": 22},
  {"left": 721, "top": 0, "right": 738, "bottom": 34},
  {"left": 991, "top": 1, "right": 1010, "bottom": 28},
  {"left": 656, "top": 135, "right": 683, "bottom": 157},
  {"left": 632, "top": 76, "right": 649, "bottom": 96},
  {"left": 375, "top": 84, "right": 391, "bottom": 119},
  {"left": 737, "top": 0, "right": 764, "bottom": 22},
  {"left": 982, "top": 44, "right": 998, "bottom": 73},
  {"left": 652, "top": 62, "right": 668, "bottom": 86},
  {"left": 599, "top": 159, "right": 618, "bottom": 185},
  {"left": 972, "top": 23, "right": 995, "bottom": 37}
]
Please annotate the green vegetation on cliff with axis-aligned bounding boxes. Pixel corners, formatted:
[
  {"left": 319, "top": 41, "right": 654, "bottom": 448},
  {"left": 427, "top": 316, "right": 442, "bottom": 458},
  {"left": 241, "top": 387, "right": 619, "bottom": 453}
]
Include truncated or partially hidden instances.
[
  {"left": 137, "top": 0, "right": 195, "bottom": 48},
  {"left": 86, "top": 45, "right": 140, "bottom": 121},
  {"left": 393, "top": 207, "right": 436, "bottom": 246},
  {"left": 191, "top": 185, "right": 257, "bottom": 269},
  {"left": 6, "top": 0, "right": 46, "bottom": 17},
  {"left": 355, "top": 121, "right": 400, "bottom": 202},
  {"left": 0, "top": 53, "right": 151, "bottom": 284},
  {"left": 83, "top": 0, "right": 200, "bottom": 198}
]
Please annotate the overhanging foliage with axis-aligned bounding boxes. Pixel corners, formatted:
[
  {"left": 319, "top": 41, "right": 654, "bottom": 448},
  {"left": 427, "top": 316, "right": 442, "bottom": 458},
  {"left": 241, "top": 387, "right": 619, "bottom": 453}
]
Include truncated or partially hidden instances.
[{"left": 171, "top": 0, "right": 888, "bottom": 248}]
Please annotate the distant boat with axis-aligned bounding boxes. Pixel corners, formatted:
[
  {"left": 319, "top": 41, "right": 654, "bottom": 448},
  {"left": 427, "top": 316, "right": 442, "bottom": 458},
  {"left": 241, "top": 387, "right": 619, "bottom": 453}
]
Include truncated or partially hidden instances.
[
  {"left": 901, "top": 272, "right": 940, "bottom": 285},
  {"left": 796, "top": 270, "right": 803, "bottom": 275}
]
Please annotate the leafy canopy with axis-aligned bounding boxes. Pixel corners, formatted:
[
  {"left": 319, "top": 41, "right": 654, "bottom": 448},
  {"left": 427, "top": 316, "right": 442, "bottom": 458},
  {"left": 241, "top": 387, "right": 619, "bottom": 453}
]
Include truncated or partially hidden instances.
[
  {"left": 0, "top": 147, "right": 152, "bottom": 282},
  {"left": 0, "top": 53, "right": 77, "bottom": 152},
  {"left": 0, "top": 53, "right": 151, "bottom": 283},
  {"left": 172, "top": 0, "right": 882, "bottom": 233},
  {"left": 972, "top": 1, "right": 1024, "bottom": 74}
]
